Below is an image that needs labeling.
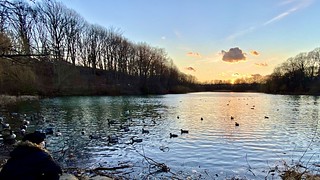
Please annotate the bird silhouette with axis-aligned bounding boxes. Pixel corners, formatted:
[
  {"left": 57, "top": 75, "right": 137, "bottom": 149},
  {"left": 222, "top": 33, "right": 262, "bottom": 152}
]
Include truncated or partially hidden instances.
[
  {"left": 108, "top": 135, "right": 118, "bottom": 144},
  {"left": 170, "top": 133, "right": 178, "bottom": 138},
  {"left": 142, "top": 128, "right": 149, "bottom": 134},
  {"left": 130, "top": 137, "right": 143, "bottom": 144},
  {"left": 181, "top": 129, "right": 189, "bottom": 134}
]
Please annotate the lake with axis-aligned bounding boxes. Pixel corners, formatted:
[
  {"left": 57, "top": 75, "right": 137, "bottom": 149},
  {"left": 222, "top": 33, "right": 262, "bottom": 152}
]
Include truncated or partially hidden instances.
[{"left": 1, "top": 92, "right": 320, "bottom": 179}]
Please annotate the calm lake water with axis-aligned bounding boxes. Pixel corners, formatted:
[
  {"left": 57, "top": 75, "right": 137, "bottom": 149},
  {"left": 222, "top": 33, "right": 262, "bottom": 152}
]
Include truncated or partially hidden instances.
[{"left": 1, "top": 92, "right": 320, "bottom": 179}]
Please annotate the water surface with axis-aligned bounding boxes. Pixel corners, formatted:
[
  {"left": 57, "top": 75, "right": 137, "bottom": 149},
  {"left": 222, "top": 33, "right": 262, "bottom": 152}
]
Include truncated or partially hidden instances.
[{"left": 1, "top": 92, "right": 320, "bottom": 179}]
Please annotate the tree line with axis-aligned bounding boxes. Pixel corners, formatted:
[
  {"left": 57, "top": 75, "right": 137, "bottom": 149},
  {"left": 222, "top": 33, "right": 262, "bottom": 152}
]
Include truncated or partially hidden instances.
[
  {"left": 263, "top": 48, "right": 320, "bottom": 94},
  {"left": 0, "top": 0, "right": 197, "bottom": 95}
]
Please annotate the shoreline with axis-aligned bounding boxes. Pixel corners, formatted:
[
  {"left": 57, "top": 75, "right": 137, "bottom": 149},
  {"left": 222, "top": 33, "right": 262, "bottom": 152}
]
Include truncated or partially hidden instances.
[
  {"left": 0, "top": 91, "right": 318, "bottom": 106},
  {"left": 0, "top": 95, "right": 40, "bottom": 105}
]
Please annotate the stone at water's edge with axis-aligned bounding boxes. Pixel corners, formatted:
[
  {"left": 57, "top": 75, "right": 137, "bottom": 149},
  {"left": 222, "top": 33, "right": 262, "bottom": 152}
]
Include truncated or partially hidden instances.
[
  {"left": 89, "top": 175, "right": 113, "bottom": 180},
  {"left": 60, "top": 173, "right": 78, "bottom": 180},
  {"left": 59, "top": 173, "right": 113, "bottom": 180}
]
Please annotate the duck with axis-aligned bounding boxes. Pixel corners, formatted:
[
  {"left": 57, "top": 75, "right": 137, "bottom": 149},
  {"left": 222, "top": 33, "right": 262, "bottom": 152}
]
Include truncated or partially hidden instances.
[
  {"left": 55, "top": 130, "right": 62, "bottom": 136},
  {"left": 264, "top": 116, "right": 269, "bottom": 119},
  {"left": 20, "top": 124, "right": 27, "bottom": 130},
  {"left": 120, "top": 125, "right": 130, "bottom": 132},
  {"left": 235, "top": 122, "right": 240, "bottom": 126},
  {"left": 108, "top": 135, "right": 118, "bottom": 144},
  {"left": 130, "top": 137, "right": 143, "bottom": 144},
  {"left": 107, "top": 119, "right": 116, "bottom": 125},
  {"left": 23, "top": 119, "right": 30, "bottom": 125},
  {"left": 181, "top": 129, "right": 189, "bottom": 134},
  {"left": 201, "top": 117, "right": 203, "bottom": 121},
  {"left": 3, "top": 130, "right": 16, "bottom": 141},
  {"left": 177, "top": 116, "right": 179, "bottom": 119},
  {"left": 230, "top": 116, "right": 234, "bottom": 120},
  {"left": 170, "top": 133, "right": 178, "bottom": 138},
  {"left": 152, "top": 119, "right": 157, "bottom": 124},
  {"left": 1, "top": 122, "right": 10, "bottom": 129},
  {"left": 81, "top": 129, "right": 86, "bottom": 135},
  {"left": 89, "top": 134, "right": 100, "bottom": 140},
  {"left": 44, "top": 127, "right": 54, "bottom": 135},
  {"left": 20, "top": 128, "right": 26, "bottom": 136},
  {"left": 142, "top": 128, "right": 149, "bottom": 134}
]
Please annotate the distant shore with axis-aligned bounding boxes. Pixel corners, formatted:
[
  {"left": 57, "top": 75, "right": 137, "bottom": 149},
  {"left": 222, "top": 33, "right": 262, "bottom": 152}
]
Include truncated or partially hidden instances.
[{"left": 0, "top": 95, "right": 40, "bottom": 105}]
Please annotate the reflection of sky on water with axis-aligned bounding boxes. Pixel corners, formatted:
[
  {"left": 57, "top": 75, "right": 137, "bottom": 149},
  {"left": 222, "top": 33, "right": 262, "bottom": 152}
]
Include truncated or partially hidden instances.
[{"left": 1, "top": 93, "right": 320, "bottom": 179}]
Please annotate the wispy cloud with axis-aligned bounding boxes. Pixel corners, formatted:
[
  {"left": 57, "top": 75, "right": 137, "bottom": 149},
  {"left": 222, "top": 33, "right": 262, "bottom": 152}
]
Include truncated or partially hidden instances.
[
  {"left": 263, "top": 8, "right": 297, "bottom": 26},
  {"left": 232, "top": 73, "right": 240, "bottom": 77},
  {"left": 264, "top": 0, "right": 313, "bottom": 26},
  {"left": 174, "top": 30, "right": 182, "bottom": 39},
  {"left": 226, "top": 26, "right": 256, "bottom": 41},
  {"left": 255, "top": 62, "right": 268, "bottom": 67},
  {"left": 187, "top": 52, "right": 202, "bottom": 58},
  {"left": 226, "top": 0, "right": 313, "bottom": 40},
  {"left": 251, "top": 50, "right": 259, "bottom": 56},
  {"left": 279, "top": 0, "right": 296, "bottom": 6},
  {"left": 185, "top": 67, "right": 196, "bottom": 72}
]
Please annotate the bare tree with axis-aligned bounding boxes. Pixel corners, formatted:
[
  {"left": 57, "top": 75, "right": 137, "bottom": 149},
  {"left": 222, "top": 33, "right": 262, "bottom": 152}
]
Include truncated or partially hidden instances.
[
  {"left": 64, "top": 8, "right": 85, "bottom": 65},
  {"left": 8, "top": 0, "right": 37, "bottom": 54},
  {"left": 37, "top": 0, "right": 68, "bottom": 60}
]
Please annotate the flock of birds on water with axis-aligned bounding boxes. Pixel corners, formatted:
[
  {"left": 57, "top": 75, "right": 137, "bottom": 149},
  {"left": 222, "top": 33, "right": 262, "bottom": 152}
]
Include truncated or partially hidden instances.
[
  {"left": 0, "top": 98, "right": 271, "bottom": 148},
  {"left": 0, "top": 111, "right": 191, "bottom": 146}
]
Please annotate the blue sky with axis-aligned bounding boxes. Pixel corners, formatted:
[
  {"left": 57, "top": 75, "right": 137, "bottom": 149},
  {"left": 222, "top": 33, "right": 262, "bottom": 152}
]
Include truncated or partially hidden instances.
[{"left": 62, "top": 0, "right": 320, "bottom": 82}]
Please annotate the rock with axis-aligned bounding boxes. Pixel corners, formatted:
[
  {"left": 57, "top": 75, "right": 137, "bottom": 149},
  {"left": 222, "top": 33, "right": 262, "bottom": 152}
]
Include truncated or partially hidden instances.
[
  {"left": 59, "top": 173, "right": 78, "bottom": 180},
  {"left": 90, "top": 175, "right": 113, "bottom": 180}
]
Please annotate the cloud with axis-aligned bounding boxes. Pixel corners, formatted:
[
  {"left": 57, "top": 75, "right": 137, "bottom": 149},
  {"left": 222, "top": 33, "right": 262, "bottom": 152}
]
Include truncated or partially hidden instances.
[
  {"left": 264, "top": 0, "right": 313, "bottom": 26},
  {"left": 226, "top": 0, "right": 313, "bottom": 40},
  {"left": 187, "top": 52, "right": 202, "bottom": 58},
  {"left": 226, "top": 26, "right": 256, "bottom": 41},
  {"left": 251, "top": 74, "right": 262, "bottom": 78},
  {"left": 174, "top": 30, "right": 182, "bottom": 39},
  {"left": 251, "top": 50, "right": 259, "bottom": 56},
  {"left": 221, "top": 47, "right": 246, "bottom": 63},
  {"left": 279, "top": 0, "right": 296, "bottom": 6},
  {"left": 232, "top": 73, "right": 240, "bottom": 77},
  {"left": 255, "top": 62, "right": 268, "bottom": 67},
  {"left": 263, "top": 9, "right": 296, "bottom": 26},
  {"left": 185, "top": 67, "right": 196, "bottom": 72}
]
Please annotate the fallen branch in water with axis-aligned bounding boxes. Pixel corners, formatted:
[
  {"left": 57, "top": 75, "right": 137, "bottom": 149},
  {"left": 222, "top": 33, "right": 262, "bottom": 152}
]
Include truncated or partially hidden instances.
[
  {"left": 136, "top": 148, "right": 170, "bottom": 173},
  {"left": 135, "top": 146, "right": 184, "bottom": 180},
  {"left": 63, "top": 164, "right": 132, "bottom": 179},
  {"left": 92, "top": 165, "right": 132, "bottom": 171},
  {"left": 245, "top": 153, "right": 256, "bottom": 177}
]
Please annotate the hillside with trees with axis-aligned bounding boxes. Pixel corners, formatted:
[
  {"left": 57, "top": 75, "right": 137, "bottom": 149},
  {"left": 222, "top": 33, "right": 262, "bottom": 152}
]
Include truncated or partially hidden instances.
[
  {"left": 263, "top": 48, "right": 320, "bottom": 95},
  {"left": 0, "top": 0, "right": 198, "bottom": 96}
]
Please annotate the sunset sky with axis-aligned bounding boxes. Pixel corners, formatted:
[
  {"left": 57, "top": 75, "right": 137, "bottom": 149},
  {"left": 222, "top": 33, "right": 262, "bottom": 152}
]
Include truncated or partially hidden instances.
[{"left": 62, "top": 0, "right": 320, "bottom": 83}]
